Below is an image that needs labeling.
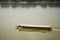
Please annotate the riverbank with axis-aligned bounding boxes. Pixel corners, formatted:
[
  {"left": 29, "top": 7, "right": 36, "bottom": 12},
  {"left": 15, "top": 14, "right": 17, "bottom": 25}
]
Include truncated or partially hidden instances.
[
  {"left": 0, "top": 2, "right": 60, "bottom": 8},
  {"left": 0, "top": 2, "right": 60, "bottom": 5}
]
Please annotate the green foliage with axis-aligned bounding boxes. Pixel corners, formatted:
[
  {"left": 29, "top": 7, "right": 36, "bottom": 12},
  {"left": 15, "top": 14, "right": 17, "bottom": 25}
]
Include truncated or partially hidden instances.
[{"left": 0, "top": 0, "right": 60, "bottom": 2}]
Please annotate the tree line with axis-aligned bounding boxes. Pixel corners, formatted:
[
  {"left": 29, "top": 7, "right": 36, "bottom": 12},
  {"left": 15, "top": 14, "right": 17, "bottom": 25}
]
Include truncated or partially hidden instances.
[{"left": 0, "top": 0, "right": 60, "bottom": 2}]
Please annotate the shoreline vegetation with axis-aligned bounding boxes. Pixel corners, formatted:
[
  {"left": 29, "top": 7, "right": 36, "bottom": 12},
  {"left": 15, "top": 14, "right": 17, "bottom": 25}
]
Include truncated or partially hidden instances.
[
  {"left": 0, "top": 1, "right": 60, "bottom": 8},
  {"left": 0, "top": 1, "right": 60, "bottom": 5},
  {"left": 0, "top": 0, "right": 60, "bottom": 5}
]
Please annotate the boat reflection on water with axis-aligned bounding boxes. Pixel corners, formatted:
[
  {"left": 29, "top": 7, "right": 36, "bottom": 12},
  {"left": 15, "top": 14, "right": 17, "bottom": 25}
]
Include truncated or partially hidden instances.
[
  {"left": 15, "top": 24, "right": 52, "bottom": 33},
  {"left": 18, "top": 28, "right": 52, "bottom": 33}
]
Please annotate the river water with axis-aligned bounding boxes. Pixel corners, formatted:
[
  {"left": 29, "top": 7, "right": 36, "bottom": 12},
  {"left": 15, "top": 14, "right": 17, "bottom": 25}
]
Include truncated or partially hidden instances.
[{"left": 0, "top": 5, "right": 60, "bottom": 40}]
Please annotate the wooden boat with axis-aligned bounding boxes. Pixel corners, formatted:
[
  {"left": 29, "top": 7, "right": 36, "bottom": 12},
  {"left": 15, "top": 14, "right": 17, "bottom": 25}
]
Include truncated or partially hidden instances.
[{"left": 15, "top": 24, "right": 52, "bottom": 31}]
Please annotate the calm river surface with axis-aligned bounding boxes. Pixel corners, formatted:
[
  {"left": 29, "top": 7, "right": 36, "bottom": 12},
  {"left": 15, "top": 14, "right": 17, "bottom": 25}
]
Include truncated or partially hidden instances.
[{"left": 0, "top": 5, "right": 60, "bottom": 40}]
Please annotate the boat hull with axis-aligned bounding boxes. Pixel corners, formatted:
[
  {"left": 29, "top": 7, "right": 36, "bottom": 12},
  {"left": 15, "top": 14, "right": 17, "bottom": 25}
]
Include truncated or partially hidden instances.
[{"left": 15, "top": 24, "right": 52, "bottom": 32}]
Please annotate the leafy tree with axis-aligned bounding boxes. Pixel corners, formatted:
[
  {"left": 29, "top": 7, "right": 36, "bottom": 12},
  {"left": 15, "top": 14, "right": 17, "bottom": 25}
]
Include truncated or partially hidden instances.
[{"left": 0, "top": 0, "right": 8, "bottom": 2}]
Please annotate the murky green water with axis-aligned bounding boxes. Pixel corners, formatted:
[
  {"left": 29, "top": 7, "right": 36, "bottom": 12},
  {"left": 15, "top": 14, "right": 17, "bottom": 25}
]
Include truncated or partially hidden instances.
[{"left": 0, "top": 6, "right": 60, "bottom": 40}]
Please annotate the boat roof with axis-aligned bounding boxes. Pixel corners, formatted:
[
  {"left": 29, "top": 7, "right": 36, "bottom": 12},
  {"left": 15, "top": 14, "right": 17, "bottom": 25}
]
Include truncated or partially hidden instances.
[{"left": 19, "top": 24, "right": 50, "bottom": 27}]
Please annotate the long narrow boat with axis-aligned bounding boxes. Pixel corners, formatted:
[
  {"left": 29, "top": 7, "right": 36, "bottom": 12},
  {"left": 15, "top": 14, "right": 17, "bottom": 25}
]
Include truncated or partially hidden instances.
[{"left": 15, "top": 24, "right": 52, "bottom": 30}]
